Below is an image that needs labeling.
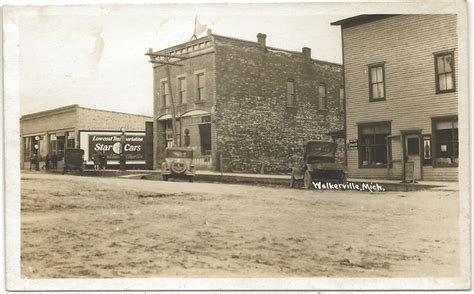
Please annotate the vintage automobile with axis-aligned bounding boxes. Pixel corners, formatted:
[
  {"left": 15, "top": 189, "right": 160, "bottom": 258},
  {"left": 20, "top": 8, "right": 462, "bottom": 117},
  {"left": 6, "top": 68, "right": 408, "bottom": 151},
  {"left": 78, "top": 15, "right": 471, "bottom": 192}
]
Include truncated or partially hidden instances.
[
  {"left": 290, "top": 140, "right": 347, "bottom": 189},
  {"left": 62, "top": 148, "right": 85, "bottom": 175},
  {"left": 161, "top": 147, "right": 195, "bottom": 182}
]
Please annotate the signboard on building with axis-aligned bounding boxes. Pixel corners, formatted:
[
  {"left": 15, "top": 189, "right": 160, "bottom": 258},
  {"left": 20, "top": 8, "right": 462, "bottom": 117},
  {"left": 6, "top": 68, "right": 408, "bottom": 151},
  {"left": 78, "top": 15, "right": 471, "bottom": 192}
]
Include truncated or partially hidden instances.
[
  {"left": 79, "top": 131, "right": 146, "bottom": 165},
  {"left": 348, "top": 139, "right": 358, "bottom": 150}
]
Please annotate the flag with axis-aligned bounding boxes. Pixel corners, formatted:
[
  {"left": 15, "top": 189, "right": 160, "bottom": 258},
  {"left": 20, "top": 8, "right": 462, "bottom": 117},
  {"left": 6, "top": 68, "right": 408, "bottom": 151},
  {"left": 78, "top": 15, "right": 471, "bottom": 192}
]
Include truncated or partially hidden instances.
[{"left": 195, "top": 19, "right": 207, "bottom": 37}]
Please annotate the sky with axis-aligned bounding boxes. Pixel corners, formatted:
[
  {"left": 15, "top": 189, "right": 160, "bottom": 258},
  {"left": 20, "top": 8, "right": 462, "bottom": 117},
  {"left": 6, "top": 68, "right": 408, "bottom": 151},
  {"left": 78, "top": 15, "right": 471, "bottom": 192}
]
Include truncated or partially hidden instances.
[{"left": 16, "top": 4, "right": 350, "bottom": 116}]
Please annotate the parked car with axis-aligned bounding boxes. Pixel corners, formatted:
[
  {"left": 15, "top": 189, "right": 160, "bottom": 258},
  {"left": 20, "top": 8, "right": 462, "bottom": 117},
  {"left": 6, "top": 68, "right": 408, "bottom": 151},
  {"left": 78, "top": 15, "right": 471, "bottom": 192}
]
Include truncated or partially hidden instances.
[
  {"left": 290, "top": 140, "right": 347, "bottom": 189},
  {"left": 161, "top": 147, "right": 195, "bottom": 182},
  {"left": 62, "top": 148, "right": 85, "bottom": 175}
]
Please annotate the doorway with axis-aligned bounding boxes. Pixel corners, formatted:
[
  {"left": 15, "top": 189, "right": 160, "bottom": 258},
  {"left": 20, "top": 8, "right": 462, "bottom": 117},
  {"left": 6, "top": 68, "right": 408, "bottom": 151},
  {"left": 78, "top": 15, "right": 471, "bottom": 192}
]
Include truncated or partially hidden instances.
[
  {"left": 57, "top": 135, "right": 66, "bottom": 159},
  {"left": 404, "top": 133, "right": 422, "bottom": 180}
]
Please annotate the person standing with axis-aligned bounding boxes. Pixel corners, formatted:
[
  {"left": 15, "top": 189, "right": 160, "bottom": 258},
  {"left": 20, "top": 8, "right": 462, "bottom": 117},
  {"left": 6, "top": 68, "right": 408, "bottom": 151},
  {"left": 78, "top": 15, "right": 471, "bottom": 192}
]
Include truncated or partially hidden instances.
[
  {"left": 30, "top": 153, "right": 38, "bottom": 170},
  {"left": 101, "top": 151, "right": 108, "bottom": 170},
  {"left": 45, "top": 154, "right": 50, "bottom": 170},
  {"left": 92, "top": 151, "right": 100, "bottom": 170},
  {"left": 51, "top": 154, "right": 58, "bottom": 169}
]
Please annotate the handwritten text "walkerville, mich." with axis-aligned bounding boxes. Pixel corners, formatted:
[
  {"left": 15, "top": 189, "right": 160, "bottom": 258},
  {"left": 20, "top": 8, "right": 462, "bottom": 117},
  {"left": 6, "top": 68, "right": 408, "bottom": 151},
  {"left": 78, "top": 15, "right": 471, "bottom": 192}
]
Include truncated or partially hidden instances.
[{"left": 312, "top": 181, "right": 386, "bottom": 192}]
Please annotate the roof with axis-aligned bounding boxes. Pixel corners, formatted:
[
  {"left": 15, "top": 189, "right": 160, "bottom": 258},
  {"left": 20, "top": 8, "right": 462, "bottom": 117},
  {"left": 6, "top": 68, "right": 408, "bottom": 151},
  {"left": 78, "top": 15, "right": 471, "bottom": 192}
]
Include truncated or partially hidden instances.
[
  {"left": 149, "top": 32, "right": 342, "bottom": 67},
  {"left": 212, "top": 34, "right": 342, "bottom": 67},
  {"left": 331, "top": 14, "right": 398, "bottom": 28},
  {"left": 20, "top": 104, "right": 79, "bottom": 121},
  {"left": 20, "top": 104, "right": 152, "bottom": 121},
  {"left": 154, "top": 35, "right": 211, "bottom": 54}
]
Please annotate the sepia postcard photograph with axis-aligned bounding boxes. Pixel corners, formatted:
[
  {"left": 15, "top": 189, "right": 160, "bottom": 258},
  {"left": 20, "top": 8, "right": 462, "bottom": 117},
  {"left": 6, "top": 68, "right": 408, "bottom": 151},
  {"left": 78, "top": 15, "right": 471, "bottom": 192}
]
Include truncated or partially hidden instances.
[{"left": 2, "top": 0, "right": 471, "bottom": 291}]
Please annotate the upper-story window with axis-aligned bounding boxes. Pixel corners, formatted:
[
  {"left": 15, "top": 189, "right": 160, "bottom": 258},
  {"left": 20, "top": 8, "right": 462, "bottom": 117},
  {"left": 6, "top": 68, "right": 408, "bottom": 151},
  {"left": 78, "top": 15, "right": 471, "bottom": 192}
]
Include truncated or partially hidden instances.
[
  {"left": 318, "top": 83, "right": 327, "bottom": 110},
  {"left": 178, "top": 77, "right": 187, "bottom": 104},
  {"left": 368, "top": 63, "right": 385, "bottom": 101},
  {"left": 339, "top": 87, "right": 345, "bottom": 112},
  {"left": 161, "top": 81, "right": 170, "bottom": 107},
  {"left": 196, "top": 73, "right": 205, "bottom": 101},
  {"left": 286, "top": 79, "right": 296, "bottom": 106},
  {"left": 435, "top": 51, "right": 456, "bottom": 94}
]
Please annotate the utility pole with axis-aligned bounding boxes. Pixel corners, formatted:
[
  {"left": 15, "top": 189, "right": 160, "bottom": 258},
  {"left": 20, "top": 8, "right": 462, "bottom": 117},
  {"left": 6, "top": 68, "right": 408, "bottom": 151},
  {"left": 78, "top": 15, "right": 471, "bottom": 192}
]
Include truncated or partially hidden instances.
[
  {"left": 146, "top": 48, "right": 186, "bottom": 148},
  {"left": 165, "top": 65, "right": 178, "bottom": 147}
]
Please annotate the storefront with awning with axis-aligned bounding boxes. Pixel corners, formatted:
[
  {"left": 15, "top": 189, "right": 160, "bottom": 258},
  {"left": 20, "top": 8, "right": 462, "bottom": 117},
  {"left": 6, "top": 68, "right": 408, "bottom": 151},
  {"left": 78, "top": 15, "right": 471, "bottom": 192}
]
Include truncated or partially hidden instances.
[{"left": 156, "top": 109, "right": 212, "bottom": 169}]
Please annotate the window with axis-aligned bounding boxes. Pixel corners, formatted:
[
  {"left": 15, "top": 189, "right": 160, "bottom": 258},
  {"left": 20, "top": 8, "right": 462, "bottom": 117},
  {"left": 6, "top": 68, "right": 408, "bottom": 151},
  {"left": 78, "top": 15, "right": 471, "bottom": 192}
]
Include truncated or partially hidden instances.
[
  {"left": 23, "top": 137, "right": 31, "bottom": 161},
  {"left": 49, "top": 134, "right": 58, "bottom": 155},
  {"left": 435, "top": 51, "right": 455, "bottom": 93},
  {"left": 286, "top": 79, "right": 295, "bottom": 106},
  {"left": 197, "top": 73, "right": 205, "bottom": 101},
  {"left": 178, "top": 77, "right": 187, "bottom": 104},
  {"left": 339, "top": 87, "right": 345, "bottom": 112},
  {"left": 432, "top": 117, "right": 458, "bottom": 167},
  {"left": 423, "top": 135, "right": 432, "bottom": 166},
  {"left": 406, "top": 137, "right": 419, "bottom": 155},
  {"left": 201, "top": 116, "right": 211, "bottom": 123},
  {"left": 358, "top": 122, "right": 390, "bottom": 167},
  {"left": 318, "top": 83, "right": 327, "bottom": 110},
  {"left": 161, "top": 81, "right": 170, "bottom": 107},
  {"left": 369, "top": 64, "right": 385, "bottom": 101},
  {"left": 66, "top": 131, "right": 75, "bottom": 149}
]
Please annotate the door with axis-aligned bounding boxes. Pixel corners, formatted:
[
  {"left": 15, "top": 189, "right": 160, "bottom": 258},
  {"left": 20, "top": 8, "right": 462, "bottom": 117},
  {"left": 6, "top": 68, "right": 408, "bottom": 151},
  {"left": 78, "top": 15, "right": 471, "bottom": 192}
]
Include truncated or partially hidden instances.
[
  {"left": 198, "top": 123, "right": 212, "bottom": 155},
  {"left": 404, "top": 134, "right": 422, "bottom": 180},
  {"left": 57, "top": 136, "right": 66, "bottom": 159}
]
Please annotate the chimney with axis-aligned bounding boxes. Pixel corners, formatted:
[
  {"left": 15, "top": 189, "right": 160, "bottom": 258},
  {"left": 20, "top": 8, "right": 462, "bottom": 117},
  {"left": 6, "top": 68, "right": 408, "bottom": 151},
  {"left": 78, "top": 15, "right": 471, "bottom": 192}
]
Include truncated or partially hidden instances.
[
  {"left": 257, "top": 33, "right": 267, "bottom": 50},
  {"left": 207, "top": 29, "right": 212, "bottom": 37},
  {"left": 302, "top": 47, "right": 311, "bottom": 61}
]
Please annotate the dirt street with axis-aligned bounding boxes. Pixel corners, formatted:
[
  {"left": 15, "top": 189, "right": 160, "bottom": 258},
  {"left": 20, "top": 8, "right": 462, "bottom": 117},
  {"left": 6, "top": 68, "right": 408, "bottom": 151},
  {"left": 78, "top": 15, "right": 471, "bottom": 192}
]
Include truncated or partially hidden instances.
[{"left": 21, "top": 172, "right": 459, "bottom": 278}]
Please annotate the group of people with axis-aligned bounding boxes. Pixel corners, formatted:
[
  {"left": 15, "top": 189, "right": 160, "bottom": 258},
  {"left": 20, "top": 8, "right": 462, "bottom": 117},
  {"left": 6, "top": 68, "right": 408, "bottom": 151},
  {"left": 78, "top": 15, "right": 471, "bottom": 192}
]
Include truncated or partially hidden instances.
[
  {"left": 44, "top": 153, "right": 59, "bottom": 170},
  {"left": 29, "top": 153, "right": 59, "bottom": 170},
  {"left": 92, "top": 151, "right": 108, "bottom": 170}
]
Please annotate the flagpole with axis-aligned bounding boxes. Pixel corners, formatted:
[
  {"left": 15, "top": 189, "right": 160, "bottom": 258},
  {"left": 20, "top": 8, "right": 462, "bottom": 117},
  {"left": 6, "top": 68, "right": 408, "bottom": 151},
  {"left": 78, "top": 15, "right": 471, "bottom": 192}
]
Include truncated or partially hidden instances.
[{"left": 190, "top": 15, "right": 198, "bottom": 41}]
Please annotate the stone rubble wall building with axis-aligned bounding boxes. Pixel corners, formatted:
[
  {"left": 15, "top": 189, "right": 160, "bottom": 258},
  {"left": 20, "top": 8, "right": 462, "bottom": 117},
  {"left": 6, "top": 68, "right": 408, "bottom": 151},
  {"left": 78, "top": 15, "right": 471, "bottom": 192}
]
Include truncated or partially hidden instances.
[{"left": 151, "top": 31, "right": 344, "bottom": 174}]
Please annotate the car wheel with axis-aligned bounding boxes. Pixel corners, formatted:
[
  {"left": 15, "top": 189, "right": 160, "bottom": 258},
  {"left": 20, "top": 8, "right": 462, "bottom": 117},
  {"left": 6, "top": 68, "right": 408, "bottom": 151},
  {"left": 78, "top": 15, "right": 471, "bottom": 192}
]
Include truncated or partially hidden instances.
[
  {"left": 304, "top": 170, "right": 313, "bottom": 190},
  {"left": 189, "top": 177, "right": 194, "bottom": 183},
  {"left": 162, "top": 175, "right": 169, "bottom": 181}
]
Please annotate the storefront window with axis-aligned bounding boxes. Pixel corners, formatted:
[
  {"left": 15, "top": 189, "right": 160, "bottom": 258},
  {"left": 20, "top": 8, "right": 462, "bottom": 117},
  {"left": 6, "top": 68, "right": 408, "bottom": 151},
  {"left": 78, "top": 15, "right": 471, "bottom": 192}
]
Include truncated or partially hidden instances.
[
  {"left": 26, "top": 135, "right": 43, "bottom": 161},
  {"left": 23, "top": 137, "right": 31, "bottom": 161},
  {"left": 358, "top": 122, "right": 390, "bottom": 167},
  {"left": 49, "top": 134, "right": 58, "bottom": 155},
  {"left": 433, "top": 117, "right": 458, "bottom": 167},
  {"left": 66, "top": 131, "right": 75, "bottom": 149}
]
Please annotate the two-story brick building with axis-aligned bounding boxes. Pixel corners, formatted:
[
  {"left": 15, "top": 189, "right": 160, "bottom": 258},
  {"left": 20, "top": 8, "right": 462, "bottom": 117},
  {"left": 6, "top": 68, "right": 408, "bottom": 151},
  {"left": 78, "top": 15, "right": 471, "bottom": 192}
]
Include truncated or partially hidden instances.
[
  {"left": 148, "top": 31, "right": 344, "bottom": 173},
  {"left": 332, "top": 14, "right": 458, "bottom": 181}
]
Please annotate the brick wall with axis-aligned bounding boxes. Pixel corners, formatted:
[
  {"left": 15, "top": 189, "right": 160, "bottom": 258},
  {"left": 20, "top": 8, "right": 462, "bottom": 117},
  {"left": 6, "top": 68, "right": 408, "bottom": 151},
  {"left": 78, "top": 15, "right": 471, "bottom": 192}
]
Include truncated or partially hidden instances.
[
  {"left": 342, "top": 15, "right": 458, "bottom": 181},
  {"left": 20, "top": 107, "right": 78, "bottom": 135},
  {"left": 77, "top": 107, "right": 151, "bottom": 132},
  {"left": 213, "top": 35, "right": 344, "bottom": 174}
]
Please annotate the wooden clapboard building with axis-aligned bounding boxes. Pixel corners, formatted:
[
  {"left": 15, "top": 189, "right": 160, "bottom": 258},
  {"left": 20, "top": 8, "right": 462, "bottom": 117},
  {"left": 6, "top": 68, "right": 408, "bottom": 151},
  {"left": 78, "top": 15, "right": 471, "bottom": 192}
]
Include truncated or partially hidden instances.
[{"left": 332, "top": 14, "right": 458, "bottom": 181}]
